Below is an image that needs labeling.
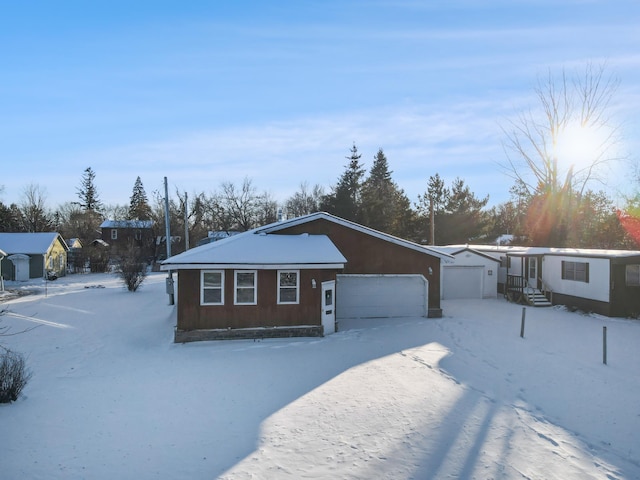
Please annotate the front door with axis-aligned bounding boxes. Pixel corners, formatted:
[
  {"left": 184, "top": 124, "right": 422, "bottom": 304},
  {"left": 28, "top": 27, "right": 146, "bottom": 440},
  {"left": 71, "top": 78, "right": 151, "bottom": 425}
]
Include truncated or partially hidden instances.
[
  {"left": 528, "top": 257, "right": 538, "bottom": 288},
  {"left": 321, "top": 281, "right": 336, "bottom": 335}
]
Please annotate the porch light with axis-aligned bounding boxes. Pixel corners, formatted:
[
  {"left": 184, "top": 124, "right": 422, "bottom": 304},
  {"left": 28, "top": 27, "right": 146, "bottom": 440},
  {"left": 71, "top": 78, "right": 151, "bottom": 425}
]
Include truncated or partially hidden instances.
[{"left": 311, "top": 279, "right": 317, "bottom": 288}]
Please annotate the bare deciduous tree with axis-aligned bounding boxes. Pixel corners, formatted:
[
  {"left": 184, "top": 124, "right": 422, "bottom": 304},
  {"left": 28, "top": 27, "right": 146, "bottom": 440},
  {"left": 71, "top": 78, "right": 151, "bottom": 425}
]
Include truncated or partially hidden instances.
[
  {"left": 501, "top": 63, "right": 624, "bottom": 246},
  {"left": 285, "top": 182, "right": 324, "bottom": 218},
  {"left": 502, "top": 62, "right": 622, "bottom": 197},
  {"left": 20, "top": 183, "right": 52, "bottom": 232}
]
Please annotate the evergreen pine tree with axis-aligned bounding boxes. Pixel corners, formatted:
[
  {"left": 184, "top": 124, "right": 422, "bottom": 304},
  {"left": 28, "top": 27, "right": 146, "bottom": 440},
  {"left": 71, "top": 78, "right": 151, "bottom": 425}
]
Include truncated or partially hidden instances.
[
  {"left": 416, "top": 174, "right": 489, "bottom": 244},
  {"left": 321, "top": 143, "right": 366, "bottom": 222},
  {"left": 128, "top": 176, "right": 152, "bottom": 220},
  {"left": 360, "top": 148, "right": 415, "bottom": 237},
  {"left": 0, "top": 202, "right": 25, "bottom": 232},
  {"left": 76, "top": 167, "right": 102, "bottom": 212}
]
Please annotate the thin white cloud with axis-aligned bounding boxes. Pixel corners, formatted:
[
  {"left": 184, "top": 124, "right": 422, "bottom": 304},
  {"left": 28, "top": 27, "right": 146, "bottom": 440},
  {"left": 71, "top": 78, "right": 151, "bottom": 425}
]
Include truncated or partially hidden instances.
[{"left": 63, "top": 100, "right": 512, "bottom": 207}]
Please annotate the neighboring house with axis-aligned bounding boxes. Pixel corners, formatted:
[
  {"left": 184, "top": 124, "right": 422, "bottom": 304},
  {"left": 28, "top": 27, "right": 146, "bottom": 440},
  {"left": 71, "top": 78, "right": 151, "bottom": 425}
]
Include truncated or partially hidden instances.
[
  {"left": 161, "top": 212, "right": 452, "bottom": 342},
  {"left": 66, "top": 238, "right": 83, "bottom": 249},
  {"left": 465, "top": 245, "right": 640, "bottom": 317},
  {"left": 100, "top": 220, "right": 155, "bottom": 258},
  {"left": 431, "top": 246, "right": 500, "bottom": 299},
  {"left": 66, "top": 238, "right": 83, "bottom": 273},
  {"left": 0, "top": 232, "right": 69, "bottom": 281}
]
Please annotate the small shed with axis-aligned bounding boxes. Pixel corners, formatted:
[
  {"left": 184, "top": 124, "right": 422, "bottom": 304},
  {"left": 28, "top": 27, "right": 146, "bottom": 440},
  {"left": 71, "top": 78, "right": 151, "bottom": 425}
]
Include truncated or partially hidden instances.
[{"left": 0, "top": 232, "right": 69, "bottom": 281}]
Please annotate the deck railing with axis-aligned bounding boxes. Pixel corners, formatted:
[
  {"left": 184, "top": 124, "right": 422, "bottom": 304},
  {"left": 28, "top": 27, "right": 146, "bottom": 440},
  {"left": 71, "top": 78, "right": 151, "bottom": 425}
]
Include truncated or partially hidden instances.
[{"left": 506, "top": 274, "right": 527, "bottom": 293}]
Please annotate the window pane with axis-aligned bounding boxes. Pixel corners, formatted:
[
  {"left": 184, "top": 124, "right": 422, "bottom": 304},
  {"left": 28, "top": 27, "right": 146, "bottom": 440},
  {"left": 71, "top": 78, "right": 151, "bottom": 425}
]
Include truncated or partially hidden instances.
[
  {"left": 575, "top": 263, "right": 586, "bottom": 282},
  {"left": 626, "top": 265, "right": 640, "bottom": 286},
  {"left": 566, "top": 262, "right": 575, "bottom": 278},
  {"left": 203, "top": 289, "right": 221, "bottom": 304},
  {"left": 203, "top": 272, "right": 222, "bottom": 288},
  {"left": 325, "top": 289, "right": 333, "bottom": 307},
  {"left": 237, "top": 288, "right": 255, "bottom": 303},
  {"left": 280, "top": 288, "right": 297, "bottom": 303},
  {"left": 237, "top": 273, "right": 255, "bottom": 287},
  {"left": 280, "top": 272, "right": 297, "bottom": 287}
]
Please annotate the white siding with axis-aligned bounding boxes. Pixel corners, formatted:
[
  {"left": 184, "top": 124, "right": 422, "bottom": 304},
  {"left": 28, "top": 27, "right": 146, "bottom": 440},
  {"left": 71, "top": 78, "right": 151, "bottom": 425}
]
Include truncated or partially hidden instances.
[
  {"left": 441, "top": 251, "right": 498, "bottom": 299},
  {"left": 542, "top": 256, "right": 610, "bottom": 302}
]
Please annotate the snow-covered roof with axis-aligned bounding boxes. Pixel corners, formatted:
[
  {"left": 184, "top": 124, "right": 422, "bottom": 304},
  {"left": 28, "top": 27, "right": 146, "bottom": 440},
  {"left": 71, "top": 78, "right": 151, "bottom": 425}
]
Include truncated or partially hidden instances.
[
  {"left": 0, "top": 232, "right": 68, "bottom": 255},
  {"left": 541, "top": 247, "right": 640, "bottom": 259},
  {"left": 161, "top": 232, "right": 347, "bottom": 270},
  {"left": 494, "top": 234, "right": 514, "bottom": 245},
  {"left": 431, "top": 245, "right": 501, "bottom": 263},
  {"left": 66, "top": 238, "right": 82, "bottom": 249},
  {"left": 257, "top": 212, "right": 453, "bottom": 262},
  {"left": 457, "top": 244, "right": 640, "bottom": 259},
  {"left": 100, "top": 220, "right": 154, "bottom": 229}
]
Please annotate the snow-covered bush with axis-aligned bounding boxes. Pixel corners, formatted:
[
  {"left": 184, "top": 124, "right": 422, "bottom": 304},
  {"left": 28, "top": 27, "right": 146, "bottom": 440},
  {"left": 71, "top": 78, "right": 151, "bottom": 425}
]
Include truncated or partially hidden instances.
[
  {"left": 119, "top": 259, "right": 147, "bottom": 292},
  {"left": 117, "top": 244, "right": 148, "bottom": 292},
  {"left": 0, "top": 349, "right": 32, "bottom": 403}
]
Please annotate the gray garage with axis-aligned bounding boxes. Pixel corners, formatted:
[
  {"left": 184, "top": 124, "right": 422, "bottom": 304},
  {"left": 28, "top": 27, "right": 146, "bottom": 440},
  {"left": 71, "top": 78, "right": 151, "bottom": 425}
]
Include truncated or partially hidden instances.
[
  {"left": 434, "top": 246, "right": 500, "bottom": 300},
  {"left": 336, "top": 274, "right": 428, "bottom": 319},
  {"left": 442, "top": 265, "right": 484, "bottom": 299}
]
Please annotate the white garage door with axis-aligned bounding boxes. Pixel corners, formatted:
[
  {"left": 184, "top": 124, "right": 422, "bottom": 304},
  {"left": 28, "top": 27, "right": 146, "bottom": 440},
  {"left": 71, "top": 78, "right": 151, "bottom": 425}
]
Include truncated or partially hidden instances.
[
  {"left": 442, "top": 266, "right": 483, "bottom": 299},
  {"left": 336, "top": 274, "right": 428, "bottom": 319}
]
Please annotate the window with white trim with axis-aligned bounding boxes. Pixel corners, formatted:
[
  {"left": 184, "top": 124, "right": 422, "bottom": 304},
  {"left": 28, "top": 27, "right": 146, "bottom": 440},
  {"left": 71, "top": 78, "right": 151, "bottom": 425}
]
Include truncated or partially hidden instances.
[
  {"left": 234, "top": 270, "right": 257, "bottom": 305},
  {"left": 562, "top": 261, "right": 589, "bottom": 283},
  {"left": 278, "top": 270, "right": 299, "bottom": 304},
  {"left": 111, "top": 229, "right": 118, "bottom": 240},
  {"left": 201, "top": 270, "right": 224, "bottom": 305},
  {"left": 626, "top": 265, "right": 640, "bottom": 286}
]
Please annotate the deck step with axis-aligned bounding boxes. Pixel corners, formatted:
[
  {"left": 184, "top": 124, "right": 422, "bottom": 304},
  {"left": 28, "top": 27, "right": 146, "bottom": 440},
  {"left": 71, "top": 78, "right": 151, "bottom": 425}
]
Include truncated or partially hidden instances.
[{"left": 526, "top": 291, "right": 552, "bottom": 307}]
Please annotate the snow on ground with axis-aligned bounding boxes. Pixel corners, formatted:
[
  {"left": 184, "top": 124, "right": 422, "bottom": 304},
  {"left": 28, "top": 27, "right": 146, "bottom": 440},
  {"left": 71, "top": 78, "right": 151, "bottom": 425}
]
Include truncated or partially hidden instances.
[{"left": 1, "top": 272, "right": 639, "bottom": 479}]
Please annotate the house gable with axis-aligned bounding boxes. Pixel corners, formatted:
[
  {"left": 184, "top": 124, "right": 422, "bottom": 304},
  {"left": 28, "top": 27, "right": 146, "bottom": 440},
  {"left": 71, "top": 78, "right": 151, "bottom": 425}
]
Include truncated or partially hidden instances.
[{"left": 259, "top": 213, "right": 450, "bottom": 313}]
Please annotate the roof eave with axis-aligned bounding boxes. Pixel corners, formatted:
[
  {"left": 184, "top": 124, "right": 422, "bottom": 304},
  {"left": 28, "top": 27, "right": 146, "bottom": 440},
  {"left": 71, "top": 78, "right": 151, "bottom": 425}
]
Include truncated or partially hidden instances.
[{"left": 160, "top": 262, "right": 346, "bottom": 271}]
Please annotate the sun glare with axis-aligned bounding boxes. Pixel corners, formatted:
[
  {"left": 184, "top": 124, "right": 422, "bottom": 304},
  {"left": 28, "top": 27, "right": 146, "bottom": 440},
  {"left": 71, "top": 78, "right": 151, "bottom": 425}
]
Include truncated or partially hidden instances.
[{"left": 554, "top": 122, "right": 608, "bottom": 172}]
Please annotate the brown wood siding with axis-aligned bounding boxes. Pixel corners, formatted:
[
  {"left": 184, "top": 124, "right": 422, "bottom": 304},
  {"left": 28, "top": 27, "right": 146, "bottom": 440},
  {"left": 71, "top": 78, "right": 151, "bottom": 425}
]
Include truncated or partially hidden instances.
[
  {"left": 552, "top": 292, "right": 611, "bottom": 317},
  {"left": 177, "top": 268, "right": 338, "bottom": 330},
  {"left": 272, "top": 219, "right": 442, "bottom": 309},
  {"left": 101, "top": 227, "right": 155, "bottom": 258}
]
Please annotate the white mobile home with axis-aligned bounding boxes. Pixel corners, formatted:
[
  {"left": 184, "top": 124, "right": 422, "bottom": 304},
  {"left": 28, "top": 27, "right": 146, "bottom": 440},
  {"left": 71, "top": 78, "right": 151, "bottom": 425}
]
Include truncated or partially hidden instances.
[{"left": 468, "top": 245, "right": 640, "bottom": 318}]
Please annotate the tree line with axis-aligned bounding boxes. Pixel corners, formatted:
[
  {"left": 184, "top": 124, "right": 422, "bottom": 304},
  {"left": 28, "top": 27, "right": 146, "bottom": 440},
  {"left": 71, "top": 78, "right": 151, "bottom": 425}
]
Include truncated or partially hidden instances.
[{"left": 1, "top": 149, "right": 637, "bottom": 259}]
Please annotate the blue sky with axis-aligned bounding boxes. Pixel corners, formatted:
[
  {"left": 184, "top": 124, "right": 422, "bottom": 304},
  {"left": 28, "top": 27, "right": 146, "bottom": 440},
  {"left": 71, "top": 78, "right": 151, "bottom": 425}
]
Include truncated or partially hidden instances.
[{"left": 1, "top": 0, "right": 639, "bottom": 210}]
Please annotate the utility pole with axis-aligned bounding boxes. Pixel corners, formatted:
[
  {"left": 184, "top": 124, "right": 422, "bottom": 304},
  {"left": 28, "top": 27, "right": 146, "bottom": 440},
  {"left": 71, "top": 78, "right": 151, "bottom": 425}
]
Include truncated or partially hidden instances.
[
  {"left": 164, "top": 177, "right": 174, "bottom": 305},
  {"left": 184, "top": 191, "right": 189, "bottom": 251},
  {"left": 429, "top": 197, "right": 435, "bottom": 245}
]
